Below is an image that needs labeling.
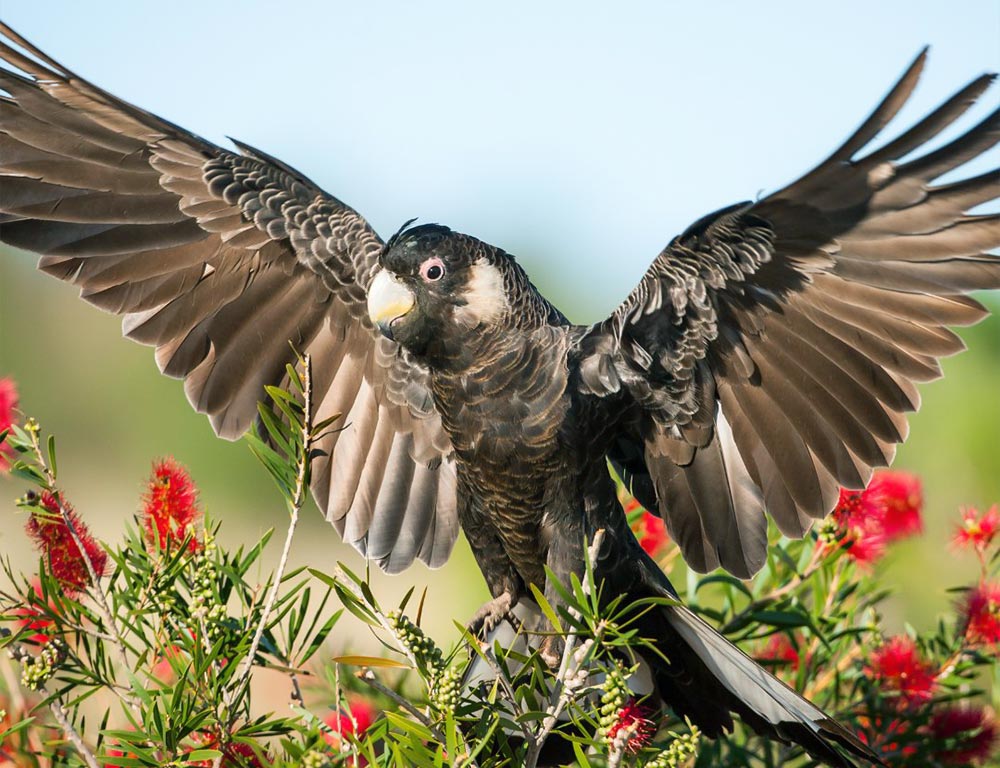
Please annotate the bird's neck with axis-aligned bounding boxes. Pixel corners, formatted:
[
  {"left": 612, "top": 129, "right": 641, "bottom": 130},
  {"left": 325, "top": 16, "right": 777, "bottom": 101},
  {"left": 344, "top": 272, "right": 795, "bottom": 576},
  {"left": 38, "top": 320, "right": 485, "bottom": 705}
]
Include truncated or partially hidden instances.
[{"left": 421, "top": 322, "right": 512, "bottom": 374}]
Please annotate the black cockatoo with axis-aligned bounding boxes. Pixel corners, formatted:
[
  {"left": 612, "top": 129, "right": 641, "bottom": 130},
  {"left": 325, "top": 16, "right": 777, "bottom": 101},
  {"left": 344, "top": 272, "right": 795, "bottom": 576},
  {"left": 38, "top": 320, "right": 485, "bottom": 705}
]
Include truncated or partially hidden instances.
[{"left": 2, "top": 22, "right": 998, "bottom": 766}]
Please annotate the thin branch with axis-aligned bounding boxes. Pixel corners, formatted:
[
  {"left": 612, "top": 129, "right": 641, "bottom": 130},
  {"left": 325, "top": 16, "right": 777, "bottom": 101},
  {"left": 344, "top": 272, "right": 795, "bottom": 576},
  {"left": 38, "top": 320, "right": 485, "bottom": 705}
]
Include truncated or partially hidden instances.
[
  {"left": 524, "top": 528, "right": 605, "bottom": 768},
  {"left": 223, "top": 354, "right": 315, "bottom": 723},
  {"left": 25, "top": 425, "right": 143, "bottom": 721},
  {"left": 289, "top": 671, "right": 304, "bottom": 707},
  {"left": 7, "top": 641, "right": 99, "bottom": 768},
  {"left": 49, "top": 697, "right": 100, "bottom": 768},
  {"left": 356, "top": 667, "right": 448, "bottom": 743}
]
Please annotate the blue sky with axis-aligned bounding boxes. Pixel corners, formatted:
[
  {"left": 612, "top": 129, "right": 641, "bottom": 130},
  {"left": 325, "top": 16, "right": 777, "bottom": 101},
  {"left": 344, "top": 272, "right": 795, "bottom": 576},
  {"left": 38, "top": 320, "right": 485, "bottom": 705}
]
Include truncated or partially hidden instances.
[{"left": 2, "top": 0, "right": 998, "bottom": 319}]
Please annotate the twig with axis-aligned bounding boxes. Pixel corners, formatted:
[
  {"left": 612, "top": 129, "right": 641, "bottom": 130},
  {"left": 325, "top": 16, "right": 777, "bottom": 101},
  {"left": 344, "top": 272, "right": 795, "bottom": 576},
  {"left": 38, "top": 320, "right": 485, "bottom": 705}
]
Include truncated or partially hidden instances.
[
  {"left": 356, "top": 667, "right": 448, "bottom": 744},
  {"left": 7, "top": 642, "right": 99, "bottom": 768},
  {"left": 49, "top": 697, "right": 100, "bottom": 768},
  {"left": 289, "top": 671, "right": 304, "bottom": 707},
  {"left": 524, "top": 528, "right": 605, "bottom": 768},
  {"left": 222, "top": 354, "right": 315, "bottom": 727},
  {"left": 25, "top": 424, "right": 143, "bottom": 722}
]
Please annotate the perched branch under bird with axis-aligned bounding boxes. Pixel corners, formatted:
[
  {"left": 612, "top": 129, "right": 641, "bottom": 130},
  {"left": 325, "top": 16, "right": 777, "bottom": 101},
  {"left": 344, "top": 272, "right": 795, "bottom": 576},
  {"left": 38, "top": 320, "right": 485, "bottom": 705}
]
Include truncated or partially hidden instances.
[{"left": 1, "top": 22, "right": 998, "bottom": 766}]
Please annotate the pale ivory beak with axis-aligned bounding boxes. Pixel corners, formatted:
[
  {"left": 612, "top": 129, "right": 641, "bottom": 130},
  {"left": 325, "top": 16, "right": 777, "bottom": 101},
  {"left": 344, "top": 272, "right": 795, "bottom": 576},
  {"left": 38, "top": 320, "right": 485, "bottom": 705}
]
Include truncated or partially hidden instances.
[{"left": 367, "top": 269, "right": 415, "bottom": 339}]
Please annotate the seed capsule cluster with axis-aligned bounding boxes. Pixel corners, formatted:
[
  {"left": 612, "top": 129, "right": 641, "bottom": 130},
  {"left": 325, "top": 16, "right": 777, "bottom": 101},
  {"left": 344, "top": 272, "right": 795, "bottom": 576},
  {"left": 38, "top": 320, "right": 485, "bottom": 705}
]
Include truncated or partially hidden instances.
[
  {"left": 429, "top": 662, "right": 462, "bottom": 715},
  {"left": 646, "top": 727, "right": 701, "bottom": 767},
  {"left": 597, "top": 662, "right": 630, "bottom": 736},
  {"left": 387, "top": 609, "right": 443, "bottom": 673},
  {"left": 300, "top": 749, "right": 334, "bottom": 767},
  {"left": 18, "top": 638, "right": 66, "bottom": 691},
  {"left": 188, "top": 530, "right": 226, "bottom": 638}
]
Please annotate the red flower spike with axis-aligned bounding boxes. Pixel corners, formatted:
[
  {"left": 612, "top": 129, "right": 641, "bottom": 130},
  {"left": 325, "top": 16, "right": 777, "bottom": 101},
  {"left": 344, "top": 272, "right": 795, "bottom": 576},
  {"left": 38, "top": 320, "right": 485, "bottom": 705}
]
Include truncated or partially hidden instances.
[
  {"left": 142, "top": 458, "right": 202, "bottom": 553},
  {"left": 0, "top": 376, "right": 18, "bottom": 473},
  {"left": 757, "top": 633, "right": 802, "bottom": 672},
  {"left": 855, "top": 716, "right": 919, "bottom": 762},
  {"left": 827, "top": 470, "right": 923, "bottom": 565},
  {"left": 325, "top": 697, "right": 376, "bottom": 746},
  {"left": 866, "top": 471, "right": 923, "bottom": 542},
  {"left": 13, "top": 577, "right": 55, "bottom": 644},
  {"left": 930, "top": 706, "right": 1000, "bottom": 766},
  {"left": 953, "top": 505, "right": 1000, "bottom": 554},
  {"left": 25, "top": 492, "right": 108, "bottom": 596},
  {"left": 636, "top": 512, "right": 669, "bottom": 557},
  {"left": 606, "top": 697, "right": 657, "bottom": 754},
  {"left": 864, "top": 635, "right": 937, "bottom": 705},
  {"left": 961, "top": 581, "right": 1000, "bottom": 648},
  {"left": 830, "top": 488, "right": 888, "bottom": 565}
]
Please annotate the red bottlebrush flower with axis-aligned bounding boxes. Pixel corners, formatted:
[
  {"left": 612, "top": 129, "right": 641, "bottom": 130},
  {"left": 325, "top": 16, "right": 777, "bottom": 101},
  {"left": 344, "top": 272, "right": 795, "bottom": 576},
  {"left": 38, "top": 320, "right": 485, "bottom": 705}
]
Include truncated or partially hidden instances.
[
  {"left": 24, "top": 492, "right": 108, "bottom": 596},
  {"left": 829, "top": 487, "right": 889, "bottom": 565},
  {"left": 961, "top": 581, "right": 1000, "bottom": 648},
  {"left": 12, "top": 577, "right": 55, "bottom": 644},
  {"left": 142, "top": 458, "right": 202, "bottom": 553},
  {"left": 827, "top": 470, "right": 922, "bottom": 564},
  {"left": 325, "top": 697, "right": 376, "bottom": 745},
  {"left": 855, "top": 716, "right": 919, "bottom": 763},
  {"left": 864, "top": 636, "right": 937, "bottom": 705},
  {"left": 606, "top": 697, "right": 657, "bottom": 754},
  {"left": 930, "top": 706, "right": 1000, "bottom": 766},
  {"left": 757, "top": 633, "right": 801, "bottom": 672},
  {"left": 636, "top": 512, "right": 669, "bottom": 557},
  {"left": 953, "top": 505, "right": 1000, "bottom": 554},
  {"left": 0, "top": 376, "right": 18, "bottom": 473},
  {"left": 866, "top": 471, "right": 923, "bottom": 542},
  {"left": 623, "top": 495, "right": 670, "bottom": 556}
]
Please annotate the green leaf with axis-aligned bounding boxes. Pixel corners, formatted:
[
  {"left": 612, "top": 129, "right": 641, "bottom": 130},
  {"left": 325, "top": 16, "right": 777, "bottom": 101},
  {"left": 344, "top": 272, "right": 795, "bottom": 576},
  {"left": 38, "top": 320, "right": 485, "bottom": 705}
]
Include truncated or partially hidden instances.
[
  {"left": 45, "top": 433, "right": 57, "bottom": 480},
  {"left": 528, "top": 583, "right": 564, "bottom": 634},
  {"left": 10, "top": 463, "right": 47, "bottom": 486},
  {"left": 696, "top": 573, "right": 753, "bottom": 598},
  {"left": 751, "top": 609, "right": 810, "bottom": 629}
]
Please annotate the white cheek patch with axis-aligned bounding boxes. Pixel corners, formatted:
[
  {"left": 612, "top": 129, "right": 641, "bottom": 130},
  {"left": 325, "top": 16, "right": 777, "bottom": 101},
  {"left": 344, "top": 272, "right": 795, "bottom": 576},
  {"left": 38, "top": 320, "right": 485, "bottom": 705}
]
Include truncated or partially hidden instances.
[{"left": 454, "top": 260, "right": 509, "bottom": 327}]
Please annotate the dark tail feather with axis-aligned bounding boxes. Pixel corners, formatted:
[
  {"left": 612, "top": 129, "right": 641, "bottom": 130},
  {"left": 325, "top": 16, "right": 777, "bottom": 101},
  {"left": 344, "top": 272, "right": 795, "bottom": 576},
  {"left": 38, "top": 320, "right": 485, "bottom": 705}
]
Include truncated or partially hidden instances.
[{"left": 637, "top": 565, "right": 884, "bottom": 767}]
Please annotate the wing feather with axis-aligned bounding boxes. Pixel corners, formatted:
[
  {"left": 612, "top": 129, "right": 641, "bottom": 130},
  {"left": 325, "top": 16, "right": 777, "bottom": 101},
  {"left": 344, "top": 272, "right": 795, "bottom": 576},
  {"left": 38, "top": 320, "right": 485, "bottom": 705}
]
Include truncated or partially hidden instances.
[
  {"left": 591, "top": 53, "right": 1000, "bottom": 575},
  {"left": 0, "top": 24, "right": 458, "bottom": 572}
]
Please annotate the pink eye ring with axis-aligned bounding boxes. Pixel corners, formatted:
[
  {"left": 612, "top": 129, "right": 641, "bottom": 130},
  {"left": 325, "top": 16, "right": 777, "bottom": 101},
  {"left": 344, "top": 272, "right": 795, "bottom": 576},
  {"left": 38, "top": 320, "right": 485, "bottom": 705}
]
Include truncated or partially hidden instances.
[{"left": 419, "top": 257, "right": 446, "bottom": 282}]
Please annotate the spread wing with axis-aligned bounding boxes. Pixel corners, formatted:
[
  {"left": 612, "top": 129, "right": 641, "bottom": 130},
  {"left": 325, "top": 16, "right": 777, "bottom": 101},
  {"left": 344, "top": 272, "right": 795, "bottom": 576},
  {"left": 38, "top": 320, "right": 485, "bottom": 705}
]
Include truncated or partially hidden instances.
[
  {"left": 578, "top": 50, "right": 1000, "bottom": 578},
  {"left": 0, "top": 24, "right": 458, "bottom": 572}
]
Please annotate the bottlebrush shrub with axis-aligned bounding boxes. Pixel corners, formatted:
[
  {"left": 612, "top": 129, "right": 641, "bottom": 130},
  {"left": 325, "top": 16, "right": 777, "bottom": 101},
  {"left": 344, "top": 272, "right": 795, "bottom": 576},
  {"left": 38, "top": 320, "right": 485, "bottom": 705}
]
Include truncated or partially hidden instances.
[{"left": 1, "top": 364, "right": 998, "bottom": 768}]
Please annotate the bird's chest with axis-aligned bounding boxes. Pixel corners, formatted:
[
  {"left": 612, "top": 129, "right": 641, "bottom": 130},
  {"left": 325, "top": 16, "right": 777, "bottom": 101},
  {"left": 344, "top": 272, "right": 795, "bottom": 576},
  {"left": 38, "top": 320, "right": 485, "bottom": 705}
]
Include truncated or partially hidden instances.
[
  {"left": 431, "top": 334, "right": 576, "bottom": 560},
  {"left": 432, "top": 335, "right": 572, "bottom": 466}
]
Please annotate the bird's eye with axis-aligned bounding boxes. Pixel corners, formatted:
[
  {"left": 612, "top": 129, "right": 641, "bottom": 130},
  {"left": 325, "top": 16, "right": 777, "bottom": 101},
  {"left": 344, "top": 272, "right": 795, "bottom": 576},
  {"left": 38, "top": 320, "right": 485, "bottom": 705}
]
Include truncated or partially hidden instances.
[{"left": 419, "top": 257, "right": 446, "bottom": 282}]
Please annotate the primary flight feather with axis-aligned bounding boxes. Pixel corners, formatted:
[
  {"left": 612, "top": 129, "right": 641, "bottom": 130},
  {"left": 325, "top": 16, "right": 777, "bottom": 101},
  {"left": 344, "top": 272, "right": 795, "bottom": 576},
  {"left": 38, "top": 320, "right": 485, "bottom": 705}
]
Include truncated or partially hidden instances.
[{"left": 2, "top": 23, "right": 998, "bottom": 766}]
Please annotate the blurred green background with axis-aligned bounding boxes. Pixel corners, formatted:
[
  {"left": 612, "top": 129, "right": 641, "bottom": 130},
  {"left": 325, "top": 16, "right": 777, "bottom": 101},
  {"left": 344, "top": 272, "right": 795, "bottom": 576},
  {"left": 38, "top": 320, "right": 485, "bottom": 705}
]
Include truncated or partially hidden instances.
[{"left": 1, "top": 0, "right": 999, "bottom": 644}]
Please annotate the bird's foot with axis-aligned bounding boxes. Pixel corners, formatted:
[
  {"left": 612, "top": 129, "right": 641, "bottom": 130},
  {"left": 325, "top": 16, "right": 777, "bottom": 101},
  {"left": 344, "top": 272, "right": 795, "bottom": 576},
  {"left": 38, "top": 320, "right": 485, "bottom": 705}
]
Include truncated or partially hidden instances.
[{"left": 467, "top": 591, "right": 519, "bottom": 640}]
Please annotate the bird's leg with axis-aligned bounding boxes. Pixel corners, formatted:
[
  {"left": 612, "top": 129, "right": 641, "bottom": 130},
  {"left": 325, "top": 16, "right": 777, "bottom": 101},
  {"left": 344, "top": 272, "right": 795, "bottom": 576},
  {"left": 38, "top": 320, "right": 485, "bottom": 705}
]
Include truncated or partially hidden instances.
[
  {"left": 459, "top": 494, "right": 524, "bottom": 640},
  {"left": 466, "top": 590, "right": 520, "bottom": 639},
  {"left": 539, "top": 517, "right": 587, "bottom": 669}
]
